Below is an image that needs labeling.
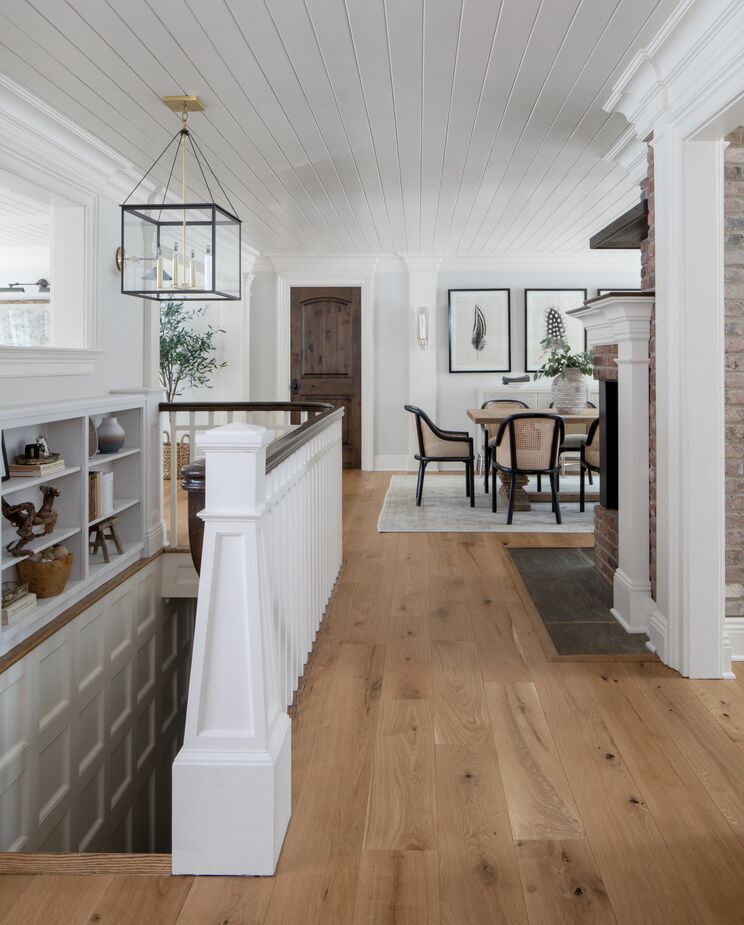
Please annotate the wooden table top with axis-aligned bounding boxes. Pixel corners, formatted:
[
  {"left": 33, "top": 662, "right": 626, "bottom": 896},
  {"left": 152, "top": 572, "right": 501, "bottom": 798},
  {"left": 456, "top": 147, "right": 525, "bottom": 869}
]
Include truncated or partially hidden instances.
[{"left": 467, "top": 407, "right": 599, "bottom": 425}]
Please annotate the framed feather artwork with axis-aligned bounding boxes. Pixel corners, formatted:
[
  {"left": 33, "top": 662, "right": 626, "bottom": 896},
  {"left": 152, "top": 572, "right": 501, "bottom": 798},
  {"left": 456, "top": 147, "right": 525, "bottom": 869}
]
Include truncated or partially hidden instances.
[
  {"left": 524, "top": 289, "right": 587, "bottom": 372},
  {"left": 448, "top": 289, "right": 511, "bottom": 373}
]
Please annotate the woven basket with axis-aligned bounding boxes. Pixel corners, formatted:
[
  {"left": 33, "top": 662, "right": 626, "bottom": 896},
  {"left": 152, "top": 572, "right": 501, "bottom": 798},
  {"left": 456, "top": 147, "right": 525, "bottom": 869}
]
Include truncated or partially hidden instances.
[
  {"left": 163, "top": 432, "right": 190, "bottom": 481},
  {"left": 18, "top": 552, "right": 73, "bottom": 599}
]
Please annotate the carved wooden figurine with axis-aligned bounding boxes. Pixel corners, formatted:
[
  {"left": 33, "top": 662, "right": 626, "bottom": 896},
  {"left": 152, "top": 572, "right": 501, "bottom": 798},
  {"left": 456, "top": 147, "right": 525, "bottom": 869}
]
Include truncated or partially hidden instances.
[{"left": 2, "top": 485, "right": 60, "bottom": 556}]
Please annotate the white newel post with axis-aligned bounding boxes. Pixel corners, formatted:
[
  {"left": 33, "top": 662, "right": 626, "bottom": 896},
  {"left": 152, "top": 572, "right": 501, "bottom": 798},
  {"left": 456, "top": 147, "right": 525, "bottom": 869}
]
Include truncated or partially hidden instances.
[
  {"left": 569, "top": 295, "right": 654, "bottom": 632},
  {"left": 172, "top": 422, "right": 291, "bottom": 876}
]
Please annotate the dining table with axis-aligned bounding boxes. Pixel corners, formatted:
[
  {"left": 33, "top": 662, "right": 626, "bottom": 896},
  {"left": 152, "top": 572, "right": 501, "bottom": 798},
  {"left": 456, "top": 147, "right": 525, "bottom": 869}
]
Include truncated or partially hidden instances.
[{"left": 466, "top": 406, "right": 599, "bottom": 511}]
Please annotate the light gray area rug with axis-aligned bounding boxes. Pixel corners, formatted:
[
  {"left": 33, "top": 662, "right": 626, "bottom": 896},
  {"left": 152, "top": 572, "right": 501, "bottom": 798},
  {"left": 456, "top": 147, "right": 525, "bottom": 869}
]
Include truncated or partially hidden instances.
[{"left": 378, "top": 474, "right": 596, "bottom": 533}]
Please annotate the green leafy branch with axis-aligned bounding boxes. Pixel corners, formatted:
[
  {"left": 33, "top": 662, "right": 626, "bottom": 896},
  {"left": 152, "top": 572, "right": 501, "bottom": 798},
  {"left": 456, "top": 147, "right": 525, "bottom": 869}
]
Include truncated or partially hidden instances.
[
  {"left": 159, "top": 301, "right": 227, "bottom": 403},
  {"left": 533, "top": 335, "right": 593, "bottom": 380}
]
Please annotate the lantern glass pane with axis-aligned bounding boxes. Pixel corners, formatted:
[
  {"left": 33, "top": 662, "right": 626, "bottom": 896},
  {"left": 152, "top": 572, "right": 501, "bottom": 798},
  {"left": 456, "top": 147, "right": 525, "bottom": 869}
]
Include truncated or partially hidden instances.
[
  {"left": 121, "top": 203, "right": 240, "bottom": 300},
  {"left": 215, "top": 209, "right": 240, "bottom": 299}
]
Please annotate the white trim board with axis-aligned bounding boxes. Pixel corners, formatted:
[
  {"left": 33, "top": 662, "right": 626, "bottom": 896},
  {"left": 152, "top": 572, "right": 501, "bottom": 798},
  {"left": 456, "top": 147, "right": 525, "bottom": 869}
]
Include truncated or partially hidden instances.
[{"left": 275, "top": 266, "right": 377, "bottom": 471}]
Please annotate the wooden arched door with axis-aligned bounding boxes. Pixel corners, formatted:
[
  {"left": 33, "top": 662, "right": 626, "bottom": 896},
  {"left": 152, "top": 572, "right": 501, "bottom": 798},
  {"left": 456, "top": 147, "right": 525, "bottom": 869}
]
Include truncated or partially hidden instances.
[{"left": 290, "top": 286, "right": 361, "bottom": 467}]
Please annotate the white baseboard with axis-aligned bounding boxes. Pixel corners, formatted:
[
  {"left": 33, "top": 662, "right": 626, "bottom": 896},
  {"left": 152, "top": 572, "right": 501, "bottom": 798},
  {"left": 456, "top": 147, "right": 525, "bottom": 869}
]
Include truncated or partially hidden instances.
[
  {"left": 725, "top": 617, "right": 744, "bottom": 663},
  {"left": 374, "top": 455, "right": 413, "bottom": 471},
  {"left": 647, "top": 599, "right": 668, "bottom": 663}
]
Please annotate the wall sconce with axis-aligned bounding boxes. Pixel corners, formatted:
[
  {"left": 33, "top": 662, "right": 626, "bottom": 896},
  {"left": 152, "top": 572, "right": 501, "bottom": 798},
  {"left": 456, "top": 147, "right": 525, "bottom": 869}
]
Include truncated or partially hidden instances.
[{"left": 416, "top": 305, "right": 430, "bottom": 350}]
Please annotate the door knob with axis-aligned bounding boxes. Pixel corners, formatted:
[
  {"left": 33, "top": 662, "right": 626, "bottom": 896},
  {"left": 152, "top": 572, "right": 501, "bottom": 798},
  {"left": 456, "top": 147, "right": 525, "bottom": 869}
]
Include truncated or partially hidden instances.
[{"left": 291, "top": 378, "right": 299, "bottom": 393}]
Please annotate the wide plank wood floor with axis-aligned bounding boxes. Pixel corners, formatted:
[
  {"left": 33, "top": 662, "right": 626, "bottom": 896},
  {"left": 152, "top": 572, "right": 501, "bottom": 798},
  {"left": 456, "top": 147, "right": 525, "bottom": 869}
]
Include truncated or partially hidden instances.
[{"left": 3, "top": 471, "right": 744, "bottom": 924}]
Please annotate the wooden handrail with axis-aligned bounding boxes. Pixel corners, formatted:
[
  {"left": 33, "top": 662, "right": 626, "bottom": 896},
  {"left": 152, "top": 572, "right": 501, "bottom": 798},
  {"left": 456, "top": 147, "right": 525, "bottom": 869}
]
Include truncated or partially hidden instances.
[{"left": 162, "top": 400, "right": 344, "bottom": 570}]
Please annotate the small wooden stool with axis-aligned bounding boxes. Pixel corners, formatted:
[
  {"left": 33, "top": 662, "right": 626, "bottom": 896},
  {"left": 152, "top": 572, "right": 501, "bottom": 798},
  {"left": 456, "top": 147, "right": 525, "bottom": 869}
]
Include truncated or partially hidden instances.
[{"left": 89, "top": 516, "right": 124, "bottom": 564}]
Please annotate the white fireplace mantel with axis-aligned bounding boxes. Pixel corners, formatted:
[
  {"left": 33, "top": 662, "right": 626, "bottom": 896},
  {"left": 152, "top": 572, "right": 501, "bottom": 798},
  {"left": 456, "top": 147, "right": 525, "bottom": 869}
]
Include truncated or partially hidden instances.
[{"left": 569, "top": 292, "right": 655, "bottom": 634}]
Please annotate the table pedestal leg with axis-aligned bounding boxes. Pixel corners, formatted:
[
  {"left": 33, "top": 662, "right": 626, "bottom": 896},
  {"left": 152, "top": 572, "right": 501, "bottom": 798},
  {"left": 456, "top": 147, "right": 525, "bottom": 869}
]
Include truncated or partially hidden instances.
[{"left": 499, "top": 471, "right": 531, "bottom": 511}]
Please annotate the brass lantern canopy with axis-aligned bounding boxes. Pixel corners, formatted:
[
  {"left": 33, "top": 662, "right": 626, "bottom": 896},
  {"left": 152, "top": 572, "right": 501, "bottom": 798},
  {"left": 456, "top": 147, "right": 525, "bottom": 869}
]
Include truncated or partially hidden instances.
[{"left": 120, "top": 96, "right": 241, "bottom": 302}]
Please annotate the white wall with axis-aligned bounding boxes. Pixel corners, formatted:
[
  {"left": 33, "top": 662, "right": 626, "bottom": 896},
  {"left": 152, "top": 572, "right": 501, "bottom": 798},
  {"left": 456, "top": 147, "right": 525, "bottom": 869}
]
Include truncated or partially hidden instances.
[
  {"left": 436, "top": 267, "right": 640, "bottom": 443},
  {"left": 243, "top": 259, "right": 640, "bottom": 467}
]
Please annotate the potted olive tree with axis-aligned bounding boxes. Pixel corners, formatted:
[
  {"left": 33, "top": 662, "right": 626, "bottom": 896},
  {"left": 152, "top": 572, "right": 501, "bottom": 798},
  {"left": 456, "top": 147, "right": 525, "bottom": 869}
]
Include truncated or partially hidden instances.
[
  {"left": 160, "top": 301, "right": 226, "bottom": 403},
  {"left": 160, "top": 301, "right": 227, "bottom": 479},
  {"left": 533, "top": 308, "right": 593, "bottom": 412}
]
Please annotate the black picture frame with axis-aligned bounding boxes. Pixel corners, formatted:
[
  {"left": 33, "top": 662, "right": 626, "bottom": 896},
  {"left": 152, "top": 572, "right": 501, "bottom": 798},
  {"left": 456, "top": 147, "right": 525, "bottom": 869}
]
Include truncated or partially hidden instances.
[
  {"left": 524, "top": 288, "right": 588, "bottom": 373},
  {"left": 1, "top": 430, "right": 8, "bottom": 482},
  {"left": 448, "top": 288, "right": 511, "bottom": 373}
]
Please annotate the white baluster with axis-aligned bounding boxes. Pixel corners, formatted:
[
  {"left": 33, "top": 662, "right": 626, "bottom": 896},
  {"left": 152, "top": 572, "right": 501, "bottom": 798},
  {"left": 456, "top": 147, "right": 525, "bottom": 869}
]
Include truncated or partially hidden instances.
[
  {"left": 172, "top": 421, "right": 290, "bottom": 876},
  {"left": 169, "top": 411, "right": 178, "bottom": 546}
]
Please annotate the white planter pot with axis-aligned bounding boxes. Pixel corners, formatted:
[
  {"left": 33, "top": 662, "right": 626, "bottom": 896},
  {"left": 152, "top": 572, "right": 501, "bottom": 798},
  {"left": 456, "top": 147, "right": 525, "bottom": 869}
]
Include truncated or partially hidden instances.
[{"left": 551, "top": 368, "right": 588, "bottom": 413}]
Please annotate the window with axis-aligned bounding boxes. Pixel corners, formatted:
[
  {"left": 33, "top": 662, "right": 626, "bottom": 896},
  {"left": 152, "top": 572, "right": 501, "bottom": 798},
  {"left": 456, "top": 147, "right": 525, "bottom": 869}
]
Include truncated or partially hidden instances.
[{"left": 0, "top": 169, "right": 86, "bottom": 352}]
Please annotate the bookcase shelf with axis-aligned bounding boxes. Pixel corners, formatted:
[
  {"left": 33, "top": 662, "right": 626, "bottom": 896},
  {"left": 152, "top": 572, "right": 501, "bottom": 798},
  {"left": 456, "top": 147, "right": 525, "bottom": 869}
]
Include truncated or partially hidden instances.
[
  {"left": 1, "top": 466, "right": 82, "bottom": 498},
  {"left": 88, "top": 447, "right": 141, "bottom": 469},
  {"left": 0, "top": 395, "right": 147, "bottom": 656},
  {"left": 88, "top": 498, "right": 139, "bottom": 528}
]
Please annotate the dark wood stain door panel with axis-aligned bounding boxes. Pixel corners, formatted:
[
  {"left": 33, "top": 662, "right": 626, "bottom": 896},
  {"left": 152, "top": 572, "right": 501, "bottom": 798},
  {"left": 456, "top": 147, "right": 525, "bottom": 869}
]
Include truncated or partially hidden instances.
[{"left": 291, "top": 286, "right": 361, "bottom": 467}]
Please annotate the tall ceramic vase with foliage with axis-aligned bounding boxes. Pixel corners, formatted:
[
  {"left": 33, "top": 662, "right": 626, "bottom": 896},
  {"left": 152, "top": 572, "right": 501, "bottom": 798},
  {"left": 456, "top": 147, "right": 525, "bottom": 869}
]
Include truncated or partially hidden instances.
[
  {"left": 160, "top": 301, "right": 227, "bottom": 403},
  {"left": 533, "top": 320, "right": 593, "bottom": 413}
]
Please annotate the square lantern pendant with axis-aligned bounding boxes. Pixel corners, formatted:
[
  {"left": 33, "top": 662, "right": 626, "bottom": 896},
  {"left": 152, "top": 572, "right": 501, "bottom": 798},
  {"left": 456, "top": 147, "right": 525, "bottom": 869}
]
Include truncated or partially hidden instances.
[{"left": 120, "top": 96, "right": 241, "bottom": 302}]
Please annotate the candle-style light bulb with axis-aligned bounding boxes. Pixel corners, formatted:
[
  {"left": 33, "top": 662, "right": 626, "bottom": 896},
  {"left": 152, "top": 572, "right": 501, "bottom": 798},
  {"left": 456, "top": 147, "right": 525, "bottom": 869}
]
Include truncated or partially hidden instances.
[
  {"left": 172, "top": 242, "right": 181, "bottom": 289},
  {"left": 189, "top": 248, "right": 197, "bottom": 289},
  {"left": 204, "top": 243, "right": 213, "bottom": 290},
  {"left": 156, "top": 245, "right": 165, "bottom": 289}
]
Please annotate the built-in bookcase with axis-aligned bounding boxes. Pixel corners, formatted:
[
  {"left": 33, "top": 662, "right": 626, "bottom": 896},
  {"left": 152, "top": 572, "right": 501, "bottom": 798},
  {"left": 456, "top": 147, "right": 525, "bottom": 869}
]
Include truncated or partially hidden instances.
[{"left": 1, "top": 395, "right": 146, "bottom": 658}]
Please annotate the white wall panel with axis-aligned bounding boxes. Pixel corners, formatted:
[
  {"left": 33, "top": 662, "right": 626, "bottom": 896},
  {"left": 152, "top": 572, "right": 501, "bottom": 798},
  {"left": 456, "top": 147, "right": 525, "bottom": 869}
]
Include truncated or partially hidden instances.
[{"left": 0, "top": 557, "right": 194, "bottom": 853}]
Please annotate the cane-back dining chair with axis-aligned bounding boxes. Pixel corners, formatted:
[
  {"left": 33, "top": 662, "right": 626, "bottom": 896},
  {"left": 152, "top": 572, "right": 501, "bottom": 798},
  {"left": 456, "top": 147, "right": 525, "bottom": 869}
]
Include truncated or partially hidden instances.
[
  {"left": 404, "top": 405, "right": 475, "bottom": 507},
  {"left": 579, "top": 417, "right": 601, "bottom": 512},
  {"left": 479, "top": 399, "right": 529, "bottom": 494},
  {"left": 491, "top": 413, "right": 564, "bottom": 524}
]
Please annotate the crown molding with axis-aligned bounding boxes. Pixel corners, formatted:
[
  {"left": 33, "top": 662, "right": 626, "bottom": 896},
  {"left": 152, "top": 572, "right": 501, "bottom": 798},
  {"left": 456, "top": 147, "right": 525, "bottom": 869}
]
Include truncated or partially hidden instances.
[
  {"left": 0, "top": 72, "right": 149, "bottom": 201},
  {"left": 603, "top": 0, "right": 744, "bottom": 141}
]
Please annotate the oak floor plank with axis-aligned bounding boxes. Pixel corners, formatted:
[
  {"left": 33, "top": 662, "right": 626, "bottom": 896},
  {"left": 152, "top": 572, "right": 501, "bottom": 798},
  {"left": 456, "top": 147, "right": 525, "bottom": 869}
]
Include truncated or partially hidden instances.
[
  {"left": 627, "top": 662, "right": 744, "bottom": 845},
  {"left": 363, "top": 699, "right": 437, "bottom": 852},
  {"left": 90, "top": 875, "right": 192, "bottom": 925},
  {"left": 381, "top": 639, "right": 432, "bottom": 701},
  {"left": 0, "top": 877, "right": 33, "bottom": 919},
  {"left": 692, "top": 679, "right": 744, "bottom": 743},
  {"left": 515, "top": 839, "right": 616, "bottom": 925},
  {"left": 486, "top": 682, "right": 583, "bottom": 840},
  {"left": 583, "top": 665, "right": 744, "bottom": 924},
  {"left": 435, "top": 744, "right": 528, "bottom": 925},
  {"left": 0, "top": 873, "right": 112, "bottom": 925},
  {"left": 175, "top": 877, "right": 273, "bottom": 925},
  {"left": 314, "top": 643, "right": 385, "bottom": 769},
  {"left": 264, "top": 765, "right": 349, "bottom": 925},
  {"left": 428, "top": 574, "right": 473, "bottom": 642},
  {"left": 549, "top": 712, "right": 703, "bottom": 924},
  {"left": 432, "top": 641, "right": 492, "bottom": 746},
  {"left": 467, "top": 582, "right": 533, "bottom": 683},
  {"left": 352, "top": 850, "right": 439, "bottom": 925}
]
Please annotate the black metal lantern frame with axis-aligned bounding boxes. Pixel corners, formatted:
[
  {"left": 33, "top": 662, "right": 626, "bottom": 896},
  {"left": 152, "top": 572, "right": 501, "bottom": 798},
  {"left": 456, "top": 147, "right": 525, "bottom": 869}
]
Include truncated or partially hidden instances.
[{"left": 120, "top": 103, "right": 241, "bottom": 302}]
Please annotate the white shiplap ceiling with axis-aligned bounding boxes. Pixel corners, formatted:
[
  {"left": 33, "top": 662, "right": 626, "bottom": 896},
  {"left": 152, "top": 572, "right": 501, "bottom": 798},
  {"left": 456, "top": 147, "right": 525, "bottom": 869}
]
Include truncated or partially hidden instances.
[
  {"left": 0, "top": 187, "right": 50, "bottom": 248},
  {"left": 0, "top": 0, "right": 675, "bottom": 255}
]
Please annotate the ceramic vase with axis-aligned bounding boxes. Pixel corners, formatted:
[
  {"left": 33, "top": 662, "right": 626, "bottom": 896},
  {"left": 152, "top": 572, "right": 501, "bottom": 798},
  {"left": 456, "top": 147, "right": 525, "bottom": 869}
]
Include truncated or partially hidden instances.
[
  {"left": 551, "top": 368, "right": 588, "bottom": 413},
  {"left": 97, "top": 416, "right": 126, "bottom": 454}
]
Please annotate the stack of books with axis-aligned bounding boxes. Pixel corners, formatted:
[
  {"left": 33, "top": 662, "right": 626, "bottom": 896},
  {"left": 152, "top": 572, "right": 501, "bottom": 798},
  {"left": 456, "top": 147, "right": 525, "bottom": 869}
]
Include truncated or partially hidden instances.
[
  {"left": 89, "top": 471, "right": 114, "bottom": 521},
  {"left": 2, "top": 590, "right": 37, "bottom": 626},
  {"left": 8, "top": 458, "right": 65, "bottom": 478}
]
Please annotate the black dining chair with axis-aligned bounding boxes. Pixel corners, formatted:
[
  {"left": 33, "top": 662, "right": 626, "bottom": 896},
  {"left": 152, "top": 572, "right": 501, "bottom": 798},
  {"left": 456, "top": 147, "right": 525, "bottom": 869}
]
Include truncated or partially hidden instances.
[
  {"left": 491, "top": 413, "right": 564, "bottom": 524},
  {"left": 479, "top": 399, "right": 529, "bottom": 494},
  {"left": 404, "top": 405, "right": 475, "bottom": 507}
]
